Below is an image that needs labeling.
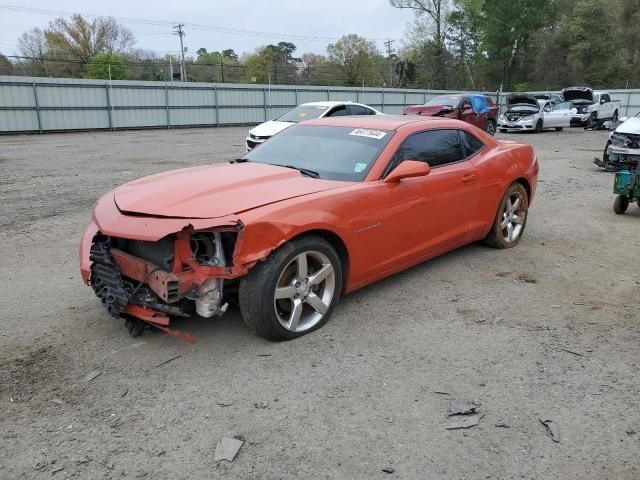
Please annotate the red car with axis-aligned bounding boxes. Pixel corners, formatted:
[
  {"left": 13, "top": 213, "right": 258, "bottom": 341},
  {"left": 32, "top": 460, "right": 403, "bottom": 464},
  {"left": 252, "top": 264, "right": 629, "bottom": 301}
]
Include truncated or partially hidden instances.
[
  {"left": 403, "top": 94, "right": 499, "bottom": 136},
  {"left": 80, "top": 116, "right": 538, "bottom": 341}
]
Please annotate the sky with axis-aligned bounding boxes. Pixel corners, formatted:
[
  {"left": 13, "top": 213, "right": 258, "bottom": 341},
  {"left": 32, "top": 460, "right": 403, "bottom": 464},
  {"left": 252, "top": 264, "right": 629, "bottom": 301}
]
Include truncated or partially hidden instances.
[{"left": 0, "top": 1, "right": 417, "bottom": 59}]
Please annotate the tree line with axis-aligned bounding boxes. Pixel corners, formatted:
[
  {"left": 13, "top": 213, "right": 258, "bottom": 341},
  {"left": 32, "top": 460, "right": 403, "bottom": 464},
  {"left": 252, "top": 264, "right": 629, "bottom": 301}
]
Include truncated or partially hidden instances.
[{"left": 1, "top": 0, "right": 639, "bottom": 91}]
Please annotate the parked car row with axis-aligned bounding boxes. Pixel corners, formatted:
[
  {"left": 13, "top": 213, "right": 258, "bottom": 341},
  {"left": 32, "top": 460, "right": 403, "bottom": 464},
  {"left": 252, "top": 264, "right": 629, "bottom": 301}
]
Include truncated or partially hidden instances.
[{"left": 245, "top": 86, "right": 620, "bottom": 151}]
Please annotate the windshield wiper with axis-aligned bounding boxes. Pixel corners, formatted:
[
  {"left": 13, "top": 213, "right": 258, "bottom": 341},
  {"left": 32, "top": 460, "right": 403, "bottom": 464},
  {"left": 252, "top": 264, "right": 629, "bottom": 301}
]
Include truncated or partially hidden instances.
[{"left": 278, "top": 164, "right": 320, "bottom": 178}]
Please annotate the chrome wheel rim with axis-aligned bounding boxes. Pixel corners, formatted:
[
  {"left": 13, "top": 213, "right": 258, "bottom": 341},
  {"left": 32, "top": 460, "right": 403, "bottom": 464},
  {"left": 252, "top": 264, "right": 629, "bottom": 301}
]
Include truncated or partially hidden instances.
[
  {"left": 501, "top": 193, "right": 526, "bottom": 243},
  {"left": 273, "top": 251, "right": 336, "bottom": 333},
  {"left": 487, "top": 121, "right": 496, "bottom": 136}
]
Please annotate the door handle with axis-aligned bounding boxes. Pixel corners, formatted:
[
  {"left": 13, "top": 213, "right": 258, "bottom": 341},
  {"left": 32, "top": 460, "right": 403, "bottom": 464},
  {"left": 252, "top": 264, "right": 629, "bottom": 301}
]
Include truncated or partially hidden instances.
[{"left": 462, "top": 174, "right": 476, "bottom": 183}]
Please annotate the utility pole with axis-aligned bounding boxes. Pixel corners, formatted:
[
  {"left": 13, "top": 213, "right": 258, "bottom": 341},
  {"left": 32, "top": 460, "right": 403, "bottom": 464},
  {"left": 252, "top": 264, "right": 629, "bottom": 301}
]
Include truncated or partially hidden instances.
[
  {"left": 384, "top": 39, "right": 395, "bottom": 88},
  {"left": 173, "top": 23, "right": 186, "bottom": 82}
]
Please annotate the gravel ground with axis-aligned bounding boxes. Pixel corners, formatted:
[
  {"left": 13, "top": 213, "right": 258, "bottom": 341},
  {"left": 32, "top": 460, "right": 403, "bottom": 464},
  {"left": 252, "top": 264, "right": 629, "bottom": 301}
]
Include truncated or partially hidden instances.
[{"left": 0, "top": 126, "right": 638, "bottom": 479}]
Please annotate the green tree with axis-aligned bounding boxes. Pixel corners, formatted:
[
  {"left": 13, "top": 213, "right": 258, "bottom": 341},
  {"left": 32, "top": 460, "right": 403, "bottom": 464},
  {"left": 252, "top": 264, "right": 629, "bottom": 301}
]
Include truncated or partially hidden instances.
[
  {"left": 84, "top": 53, "right": 128, "bottom": 79},
  {"left": 0, "top": 53, "right": 13, "bottom": 75},
  {"left": 476, "top": 0, "right": 551, "bottom": 89},
  {"left": 567, "top": 0, "right": 620, "bottom": 87},
  {"left": 327, "top": 34, "right": 384, "bottom": 86},
  {"left": 243, "top": 42, "right": 299, "bottom": 84}
]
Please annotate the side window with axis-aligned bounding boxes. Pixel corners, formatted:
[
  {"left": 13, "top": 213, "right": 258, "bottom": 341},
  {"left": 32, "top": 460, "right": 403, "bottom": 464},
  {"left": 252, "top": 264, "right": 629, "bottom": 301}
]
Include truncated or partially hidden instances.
[
  {"left": 602, "top": 94, "right": 611, "bottom": 103},
  {"left": 395, "top": 130, "right": 465, "bottom": 168},
  {"left": 326, "top": 105, "right": 348, "bottom": 117},
  {"left": 347, "top": 105, "right": 370, "bottom": 115},
  {"left": 460, "top": 97, "right": 472, "bottom": 110},
  {"left": 459, "top": 130, "right": 484, "bottom": 158}
]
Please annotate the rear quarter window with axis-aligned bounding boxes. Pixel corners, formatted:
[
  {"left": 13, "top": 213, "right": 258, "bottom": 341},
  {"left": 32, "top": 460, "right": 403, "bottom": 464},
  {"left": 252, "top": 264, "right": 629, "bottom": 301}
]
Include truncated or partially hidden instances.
[{"left": 459, "top": 131, "right": 485, "bottom": 158}]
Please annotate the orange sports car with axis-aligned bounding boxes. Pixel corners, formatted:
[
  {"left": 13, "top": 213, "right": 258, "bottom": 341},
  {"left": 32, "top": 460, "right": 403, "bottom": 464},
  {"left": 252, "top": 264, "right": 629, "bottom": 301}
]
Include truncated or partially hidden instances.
[{"left": 80, "top": 116, "right": 538, "bottom": 341}]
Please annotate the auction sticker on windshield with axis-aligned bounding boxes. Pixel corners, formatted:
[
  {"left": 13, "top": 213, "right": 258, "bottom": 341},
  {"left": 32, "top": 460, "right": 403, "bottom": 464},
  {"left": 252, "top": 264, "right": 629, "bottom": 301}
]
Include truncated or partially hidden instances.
[{"left": 349, "top": 129, "right": 387, "bottom": 140}]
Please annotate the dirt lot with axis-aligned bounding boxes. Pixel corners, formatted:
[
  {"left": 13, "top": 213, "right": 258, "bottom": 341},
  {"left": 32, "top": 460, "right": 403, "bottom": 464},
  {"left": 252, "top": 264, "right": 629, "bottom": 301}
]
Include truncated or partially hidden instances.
[{"left": 1, "top": 125, "right": 639, "bottom": 479}]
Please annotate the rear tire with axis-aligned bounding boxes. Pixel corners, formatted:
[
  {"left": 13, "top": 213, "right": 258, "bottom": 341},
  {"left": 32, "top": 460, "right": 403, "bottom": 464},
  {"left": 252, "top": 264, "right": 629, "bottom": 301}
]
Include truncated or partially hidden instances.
[
  {"left": 239, "top": 236, "right": 343, "bottom": 341},
  {"left": 614, "top": 195, "right": 629, "bottom": 214},
  {"left": 486, "top": 119, "right": 497, "bottom": 136},
  {"left": 484, "top": 183, "right": 529, "bottom": 249}
]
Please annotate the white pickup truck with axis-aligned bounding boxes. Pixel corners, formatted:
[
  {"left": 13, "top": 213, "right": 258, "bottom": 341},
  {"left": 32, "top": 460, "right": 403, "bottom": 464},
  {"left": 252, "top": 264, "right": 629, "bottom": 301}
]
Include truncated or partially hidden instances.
[{"left": 563, "top": 87, "right": 620, "bottom": 126}]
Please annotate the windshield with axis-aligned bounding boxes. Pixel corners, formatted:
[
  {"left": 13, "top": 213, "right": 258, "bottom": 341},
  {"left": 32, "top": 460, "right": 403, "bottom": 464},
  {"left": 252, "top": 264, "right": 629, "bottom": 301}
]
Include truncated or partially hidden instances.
[
  {"left": 277, "top": 105, "right": 329, "bottom": 123},
  {"left": 242, "top": 125, "right": 393, "bottom": 181},
  {"left": 425, "top": 95, "right": 461, "bottom": 107}
]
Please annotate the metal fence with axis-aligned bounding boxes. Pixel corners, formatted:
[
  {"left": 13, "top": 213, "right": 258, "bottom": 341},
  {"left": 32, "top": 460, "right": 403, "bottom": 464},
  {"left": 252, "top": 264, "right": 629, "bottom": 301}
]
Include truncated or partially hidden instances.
[{"left": 2, "top": 75, "right": 640, "bottom": 134}]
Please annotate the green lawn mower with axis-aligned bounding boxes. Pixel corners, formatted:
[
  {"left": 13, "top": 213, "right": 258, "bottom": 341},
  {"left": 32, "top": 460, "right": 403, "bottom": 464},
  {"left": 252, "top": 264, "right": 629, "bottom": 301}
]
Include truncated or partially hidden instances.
[{"left": 613, "top": 161, "right": 640, "bottom": 214}]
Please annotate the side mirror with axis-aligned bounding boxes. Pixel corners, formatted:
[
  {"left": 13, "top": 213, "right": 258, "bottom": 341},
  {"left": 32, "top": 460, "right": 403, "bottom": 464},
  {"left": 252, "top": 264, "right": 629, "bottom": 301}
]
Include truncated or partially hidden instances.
[
  {"left": 600, "top": 99, "right": 606, "bottom": 104},
  {"left": 440, "top": 106, "right": 454, "bottom": 113},
  {"left": 384, "top": 160, "right": 431, "bottom": 183}
]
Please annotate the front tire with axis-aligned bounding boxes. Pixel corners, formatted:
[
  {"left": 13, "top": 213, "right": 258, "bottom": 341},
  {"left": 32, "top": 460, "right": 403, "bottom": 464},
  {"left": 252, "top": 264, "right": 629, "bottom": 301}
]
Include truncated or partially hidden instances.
[
  {"left": 484, "top": 183, "right": 529, "bottom": 249},
  {"left": 534, "top": 120, "right": 543, "bottom": 133},
  {"left": 239, "top": 236, "right": 343, "bottom": 341}
]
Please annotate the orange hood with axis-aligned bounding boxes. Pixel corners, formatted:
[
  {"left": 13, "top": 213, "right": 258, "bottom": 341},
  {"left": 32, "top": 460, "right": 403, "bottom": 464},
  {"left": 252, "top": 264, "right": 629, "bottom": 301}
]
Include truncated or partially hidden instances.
[{"left": 113, "top": 162, "right": 347, "bottom": 219}]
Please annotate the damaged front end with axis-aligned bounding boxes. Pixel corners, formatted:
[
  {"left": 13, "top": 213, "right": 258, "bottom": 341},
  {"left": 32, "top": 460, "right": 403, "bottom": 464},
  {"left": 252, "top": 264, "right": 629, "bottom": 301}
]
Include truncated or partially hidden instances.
[
  {"left": 88, "top": 227, "right": 241, "bottom": 341},
  {"left": 594, "top": 132, "right": 640, "bottom": 172}
]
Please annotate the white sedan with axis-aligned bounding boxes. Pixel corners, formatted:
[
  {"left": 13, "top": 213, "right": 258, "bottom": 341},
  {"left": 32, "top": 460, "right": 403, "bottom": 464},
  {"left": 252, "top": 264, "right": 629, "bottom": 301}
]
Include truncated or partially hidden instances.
[
  {"left": 246, "top": 101, "right": 383, "bottom": 150},
  {"left": 499, "top": 94, "right": 575, "bottom": 133}
]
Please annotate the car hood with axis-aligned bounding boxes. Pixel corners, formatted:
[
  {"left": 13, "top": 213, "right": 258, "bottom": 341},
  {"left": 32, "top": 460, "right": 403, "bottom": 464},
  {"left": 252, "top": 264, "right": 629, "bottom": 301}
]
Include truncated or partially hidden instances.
[
  {"left": 563, "top": 87, "right": 593, "bottom": 104},
  {"left": 615, "top": 117, "right": 640, "bottom": 135},
  {"left": 113, "top": 162, "right": 347, "bottom": 219},
  {"left": 506, "top": 93, "right": 538, "bottom": 108},
  {"left": 403, "top": 105, "right": 451, "bottom": 116},
  {"left": 249, "top": 120, "right": 294, "bottom": 138}
]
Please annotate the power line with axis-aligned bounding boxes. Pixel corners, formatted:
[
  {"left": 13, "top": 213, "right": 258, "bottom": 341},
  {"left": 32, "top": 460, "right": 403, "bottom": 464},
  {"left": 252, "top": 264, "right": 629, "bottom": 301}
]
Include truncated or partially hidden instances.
[{"left": 0, "top": 3, "right": 387, "bottom": 42}]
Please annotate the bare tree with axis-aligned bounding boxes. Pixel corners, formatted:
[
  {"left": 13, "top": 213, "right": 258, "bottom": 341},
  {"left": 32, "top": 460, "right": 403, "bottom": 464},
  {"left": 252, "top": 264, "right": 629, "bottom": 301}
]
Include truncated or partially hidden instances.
[
  {"left": 17, "top": 28, "right": 48, "bottom": 75},
  {"left": 390, "top": 0, "right": 451, "bottom": 87},
  {"left": 44, "top": 14, "right": 135, "bottom": 63}
]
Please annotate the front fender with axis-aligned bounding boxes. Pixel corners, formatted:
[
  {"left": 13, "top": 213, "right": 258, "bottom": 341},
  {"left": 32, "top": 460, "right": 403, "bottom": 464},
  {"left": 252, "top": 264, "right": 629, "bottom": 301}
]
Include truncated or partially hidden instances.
[{"left": 235, "top": 211, "right": 351, "bottom": 267}]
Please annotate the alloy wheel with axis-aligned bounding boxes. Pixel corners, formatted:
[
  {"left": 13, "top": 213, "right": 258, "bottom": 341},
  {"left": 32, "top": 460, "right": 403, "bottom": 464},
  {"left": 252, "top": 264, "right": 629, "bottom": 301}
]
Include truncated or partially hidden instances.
[
  {"left": 273, "top": 251, "right": 336, "bottom": 332},
  {"left": 500, "top": 193, "right": 527, "bottom": 243}
]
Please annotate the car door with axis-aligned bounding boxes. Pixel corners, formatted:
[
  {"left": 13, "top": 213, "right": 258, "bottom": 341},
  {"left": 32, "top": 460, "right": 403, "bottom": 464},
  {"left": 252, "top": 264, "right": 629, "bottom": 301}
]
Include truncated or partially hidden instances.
[
  {"left": 458, "top": 97, "right": 479, "bottom": 127},
  {"left": 546, "top": 101, "right": 573, "bottom": 127},
  {"left": 370, "top": 129, "right": 480, "bottom": 274},
  {"left": 600, "top": 94, "right": 612, "bottom": 118}
]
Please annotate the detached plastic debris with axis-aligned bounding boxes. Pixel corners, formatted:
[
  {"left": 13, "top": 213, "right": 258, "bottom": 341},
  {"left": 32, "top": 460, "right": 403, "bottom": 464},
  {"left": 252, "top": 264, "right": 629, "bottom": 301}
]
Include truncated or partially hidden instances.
[
  {"left": 447, "top": 414, "right": 483, "bottom": 430},
  {"left": 539, "top": 418, "right": 560, "bottom": 443},
  {"left": 449, "top": 399, "right": 481, "bottom": 416},
  {"left": 84, "top": 370, "right": 102, "bottom": 382},
  {"left": 214, "top": 437, "right": 244, "bottom": 462}
]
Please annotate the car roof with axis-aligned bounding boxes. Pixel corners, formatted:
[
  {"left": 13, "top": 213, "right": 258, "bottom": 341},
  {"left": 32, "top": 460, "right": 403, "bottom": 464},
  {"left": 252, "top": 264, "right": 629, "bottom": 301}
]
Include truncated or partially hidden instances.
[
  {"left": 301, "top": 114, "right": 468, "bottom": 131},
  {"left": 300, "top": 101, "right": 356, "bottom": 108}
]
